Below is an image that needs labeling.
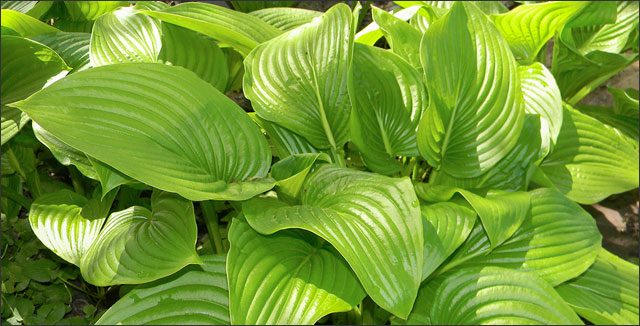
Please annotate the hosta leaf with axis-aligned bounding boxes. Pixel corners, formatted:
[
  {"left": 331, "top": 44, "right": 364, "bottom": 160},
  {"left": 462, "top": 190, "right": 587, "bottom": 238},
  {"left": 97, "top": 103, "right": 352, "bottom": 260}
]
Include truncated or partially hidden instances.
[
  {"left": 1, "top": 35, "right": 69, "bottom": 145},
  {"left": 417, "top": 2, "right": 524, "bottom": 178},
  {"left": 556, "top": 249, "right": 639, "bottom": 325},
  {"left": 63, "top": 1, "right": 127, "bottom": 21},
  {"left": 609, "top": 86, "right": 639, "bottom": 117},
  {"left": 88, "top": 157, "right": 133, "bottom": 198},
  {"left": 429, "top": 267, "right": 583, "bottom": 325},
  {"left": 445, "top": 188, "right": 602, "bottom": 286},
  {"left": 371, "top": 7, "right": 422, "bottom": 68},
  {"left": 577, "top": 105, "right": 638, "bottom": 149},
  {"left": 270, "top": 153, "right": 330, "bottom": 202},
  {"left": 79, "top": 190, "right": 200, "bottom": 286},
  {"left": 158, "top": 23, "right": 229, "bottom": 91},
  {"left": 519, "top": 62, "right": 563, "bottom": 156},
  {"left": 249, "top": 7, "right": 321, "bottom": 32},
  {"left": 564, "top": 1, "right": 617, "bottom": 28},
  {"left": 142, "top": 2, "right": 282, "bottom": 56},
  {"left": 1, "top": 1, "right": 52, "bottom": 19},
  {"left": 394, "top": 277, "right": 442, "bottom": 325},
  {"left": 29, "top": 189, "right": 114, "bottom": 266},
  {"left": 243, "top": 165, "right": 423, "bottom": 318},
  {"left": 415, "top": 183, "right": 529, "bottom": 248},
  {"left": 244, "top": 4, "right": 353, "bottom": 153},
  {"left": 90, "top": 7, "right": 162, "bottom": 67},
  {"left": 258, "top": 116, "right": 323, "bottom": 158},
  {"left": 567, "top": 1, "right": 639, "bottom": 55},
  {"left": 534, "top": 104, "right": 639, "bottom": 204},
  {"left": 31, "top": 32, "right": 91, "bottom": 72},
  {"left": 32, "top": 122, "right": 98, "bottom": 179},
  {"left": 430, "top": 114, "right": 543, "bottom": 191},
  {"left": 11, "top": 63, "right": 274, "bottom": 201},
  {"left": 355, "top": 5, "right": 424, "bottom": 45},
  {"left": 349, "top": 43, "right": 427, "bottom": 175},
  {"left": 1, "top": 9, "right": 59, "bottom": 37},
  {"left": 552, "top": 36, "right": 638, "bottom": 104},
  {"left": 227, "top": 216, "right": 365, "bottom": 324},
  {"left": 395, "top": 1, "right": 507, "bottom": 16},
  {"left": 1, "top": 174, "right": 22, "bottom": 219},
  {"left": 491, "top": 1, "right": 595, "bottom": 62},
  {"left": 97, "top": 255, "right": 230, "bottom": 325},
  {"left": 132, "top": 1, "right": 170, "bottom": 12},
  {"left": 230, "top": 1, "right": 295, "bottom": 13}
]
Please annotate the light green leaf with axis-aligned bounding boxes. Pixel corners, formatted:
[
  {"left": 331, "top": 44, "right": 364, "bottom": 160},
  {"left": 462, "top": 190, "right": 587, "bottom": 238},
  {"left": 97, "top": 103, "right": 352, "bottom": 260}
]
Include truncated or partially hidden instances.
[
  {"left": 371, "top": 7, "right": 422, "bottom": 68},
  {"left": 1, "top": 1, "right": 51, "bottom": 19},
  {"left": 29, "top": 189, "right": 113, "bottom": 266},
  {"left": 97, "top": 254, "right": 230, "bottom": 325},
  {"left": 32, "top": 32, "right": 92, "bottom": 72},
  {"left": 64, "top": 1, "right": 127, "bottom": 21},
  {"left": 249, "top": 7, "right": 321, "bottom": 32},
  {"left": 415, "top": 183, "right": 529, "bottom": 248},
  {"left": 33, "top": 122, "right": 98, "bottom": 179},
  {"left": 355, "top": 5, "right": 425, "bottom": 45},
  {"left": 566, "top": 1, "right": 639, "bottom": 55},
  {"left": 577, "top": 105, "right": 638, "bottom": 149},
  {"left": 132, "top": 1, "right": 170, "bottom": 11},
  {"left": 270, "top": 153, "right": 330, "bottom": 202},
  {"left": 90, "top": 7, "right": 162, "bottom": 67},
  {"left": 227, "top": 216, "right": 365, "bottom": 325},
  {"left": 1, "top": 35, "right": 69, "bottom": 145},
  {"left": 393, "top": 277, "right": 441, "bottom": 325},
  {"left": 430, "top": 115, "right": 543, "bottom": 191},
  {"left": 556, "top": 249, "right": 639, "bottom": 325},
  {"left": 349, "top": 43, "right": 426, "bottom": 175},
  {"left": 443, "top": 188, "right": 602, "bottom": 286},
  {"left": 534, "top": 104, "right": 639, "bottom": 204},
  {"left": 1, "top": 174, "right": 22, "bottom": 218},
  {"left": 1, "top": 9, "right": 60, "bottom": 37},
  {"left": 142, "top": 2, "right": 282, "bottom": 56},
  {"left": 243, "top": 165, "right": 423, "bottom": 318},
  {"left": 244, "top": 4, "right": 354, "bottom": 154},
  {"left": 491, "top": 1, "right": 595, "bottom": 62},
  {"left": 10, "top": 63, "right": 274, "bottom": 201},
  {"left": 417, "top": 2, "right": 524, "bottom": 178},
  {"left": 158, "top": 23, "right": 229, "bottom": 91},
  {"left": 88, "top": 157, "right": 133, "bottom": 197},
  {"left": 259, "top": 116, "right": 323, "bottom": 158},
  {"left": 395, "top": 1, "right": 507, "bottom": 16},
  {"left": 609, "top": 86, "right": 639, "bottom": 117},
  {"left": 552, "top": 36, "right": 638, "bottom": 104},
  {"left": 564, "top": 1, "right": 618, "bottom": 28},
  {"left": 430, "top": 267, "right": 583, "bottom": 325}
]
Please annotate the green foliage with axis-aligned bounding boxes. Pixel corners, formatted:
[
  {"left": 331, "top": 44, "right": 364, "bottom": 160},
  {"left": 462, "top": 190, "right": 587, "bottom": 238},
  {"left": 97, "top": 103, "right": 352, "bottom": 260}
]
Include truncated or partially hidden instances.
[{"left": 1, "top": 1, "right": 638, "bottom": 325}]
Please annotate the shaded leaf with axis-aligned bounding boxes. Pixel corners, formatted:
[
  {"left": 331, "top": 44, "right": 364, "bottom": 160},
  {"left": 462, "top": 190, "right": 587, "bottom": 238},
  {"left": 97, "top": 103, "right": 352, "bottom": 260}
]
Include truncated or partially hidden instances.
[{"left": 249, "top": 7, "right": 321, "bottom": 32}]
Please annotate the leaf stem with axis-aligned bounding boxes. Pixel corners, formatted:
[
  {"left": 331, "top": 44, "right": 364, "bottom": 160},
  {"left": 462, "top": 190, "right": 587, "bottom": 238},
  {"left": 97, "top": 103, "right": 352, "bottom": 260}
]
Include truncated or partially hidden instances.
[
  {"left": 201, "top": 201, "right": 224, "bottom": 254},
  {"left": 329, "top": 146, "right": 346, "bottom": 167}
]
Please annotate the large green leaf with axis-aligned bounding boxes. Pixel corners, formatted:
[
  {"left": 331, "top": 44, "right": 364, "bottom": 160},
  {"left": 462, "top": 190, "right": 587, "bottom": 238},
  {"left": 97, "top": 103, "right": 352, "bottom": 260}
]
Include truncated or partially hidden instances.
[
  {"left": 142, "top": 2, "right": 282, "bottom": 56},
  {"left": 534, "top": 104, "right": 639, "bottom": 204},
  {"left": 32, "top": 32, "right": 92, "bottom": 72},
  {"left": 370, "top": 7, "right": 423, "bottom": 68},
  {"left": 577, "top": 105, "right": 639, "bottom": 149},
  {"left": 32, "top": 122, "right": 97, "bottom": 179},
  {"left": 258, "top": 116, "right": 323, "bottom": 158},
  {"left": 429, "top": 114, "right": 543, "bottom": 191},
  {"left": 243, "top": 165, "right": 423, "bottom": 318},
  {"left": 552, "top": 36, "right": 638, "bottom": 104},
  {"left": 443, "top": 188, "right": 601, "bottom": 286},
  {"left": 90, "top": 7, "right": 162, "bottom": 67},
  {"left": 270, "top": 152, "right": 330, "bottom": 203},
  {"left": 244, "top": 4, "right": 354, "bottom": 157},
  {"left": 227, "top": 216, "right": 365, "bottom": 324},
  {"left": 10, "top": 63, "right": 274, "bottom": 201},
  {"left": 230, "top": 1, "right": 295, "bottom": 13},
  {"left": 63, "top": 1, "right": 127, "bottom": 21},
  {"left": 417, "top": 2, "right": 524, "bottom": 178},
  {"left": 609, "top": 86, "right": 639, "bottom": 117},
  {"left": 566, "top": 1, "right": 639, "bottom": 55},
  {"left": 355, "top": 5, "right": 425, "bottom": 45},
  {"left": 1, "top": 9, "right": 59, "bottom": 37},
  {"left": 1, "top": 35, "right": 69, "bottom": 145},
  {"left": 556, "top": 249, "right": 639, "bottom": 325},
  {"left": 30, "top": 189, "right": 200, "bottom": 286},
  {"left": 1, "top": 1, "right": 51, "bottom": 19},
  {"left": 415, "top": 183, "right": 529, "bottom": 248},
  {"left": 249, "top": 7, "right": 321, "bottom": 32},
  {"left": 394, "top": 1, "right": 507, "bottom": 16},
  {"left": 348, "top": 43, "right": 426, "bottom": 175},
  {"left": 491, "top": 1, "right": 599, "bottom": 62},
  {"left": 429, "top": 267, "right": 583, "bottom": 325},
  {"left": 97, "top": 255, "right": 230, "bottom": 325}
]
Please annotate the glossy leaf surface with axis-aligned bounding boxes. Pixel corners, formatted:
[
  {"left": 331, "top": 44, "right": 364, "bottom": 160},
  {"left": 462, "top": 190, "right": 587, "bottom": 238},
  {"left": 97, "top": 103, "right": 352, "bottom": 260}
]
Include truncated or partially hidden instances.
[{"left": 249, "top": 7, "right": 322, "bottom": 32}]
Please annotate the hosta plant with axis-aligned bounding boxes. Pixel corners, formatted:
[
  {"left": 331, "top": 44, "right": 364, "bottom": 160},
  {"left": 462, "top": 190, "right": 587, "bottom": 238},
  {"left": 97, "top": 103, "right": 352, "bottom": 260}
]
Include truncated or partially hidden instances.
[{"left": 1, "top": 0, "right": 639, "bottom": 325}]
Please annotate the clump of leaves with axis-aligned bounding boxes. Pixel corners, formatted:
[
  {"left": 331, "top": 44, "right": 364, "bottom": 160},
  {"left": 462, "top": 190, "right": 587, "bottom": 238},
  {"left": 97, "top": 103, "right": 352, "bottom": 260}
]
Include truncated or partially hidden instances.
[{"left": 1, "top": 1, "right": 639, "bottom": 325}]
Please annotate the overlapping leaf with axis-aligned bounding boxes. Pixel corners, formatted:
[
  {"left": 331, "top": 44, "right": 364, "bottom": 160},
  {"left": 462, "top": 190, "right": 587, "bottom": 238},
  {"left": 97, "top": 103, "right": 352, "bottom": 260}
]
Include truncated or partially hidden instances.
[
  {"left": 556, "top": 249, "right": 639, "bottom": 325},
  {"left": 355, "top": 5, "right": 425, "bottom": 45},
  {"left": 243, "top": 165, "right": 423, "bottom": 318},
  {"left": 429, "top": 267, "right": 583, "bottom": 325},
  {"left": 270, "top": 153, "right": 330, "bottom": 202},
  {"left": 227, "top": 217, "right": 365, "bottom": 324},
  {"left": 97, "top": 255, "right": 230, "bottom": 325},
  {"left": 142, "top": 2, "right": 282, "bottom": 56},
  {"left": 370, "top": 7, "right": 423, "bottom": 68},
  {"left": 249, "top": 7, "right": 321, "bottom": 32},
  {"left": 534, "top": 104, "right": 639, "bottom": 204},
  {"left": 1, "top": 9, "right": 60, "bottom": 37},
  {"left": 63, "top": 1, "right": 127, "bottom": 21},
  {"left": 244, "top": 4, "right": 354, "bottom": 156},
  {"left": 349, "top": 43, "right": 427, "bottom": 175},
  {"left": 417, "top": 2, "right": 524, "bottom": 178},
  {"left": 10, "top": 63, "right": 274, "bottom": 201},
  {"left": 609, "top": 86, "right": 639, "bottom": 117},
  {"left": 32, "top": 32, "right": 92, "bottom": 72},
  {"left": 1, "top": 1, "right": 52, "bottom": 19}
]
